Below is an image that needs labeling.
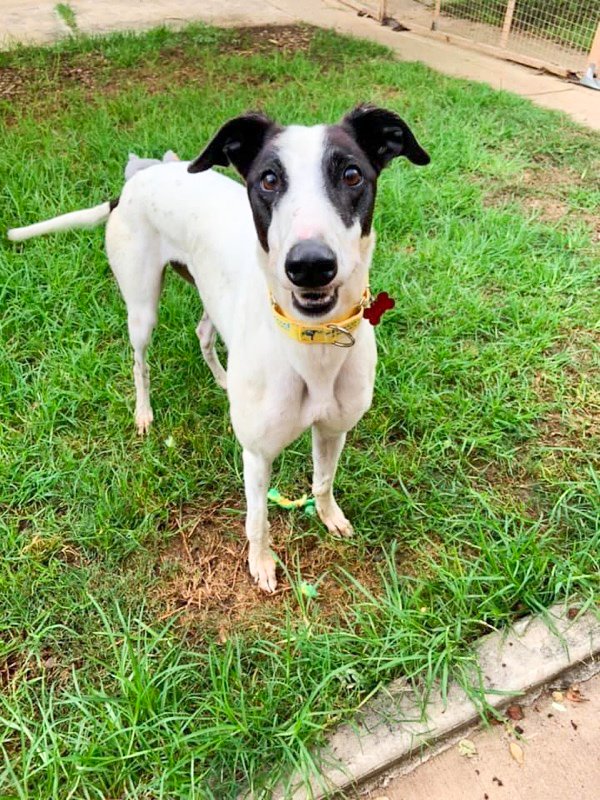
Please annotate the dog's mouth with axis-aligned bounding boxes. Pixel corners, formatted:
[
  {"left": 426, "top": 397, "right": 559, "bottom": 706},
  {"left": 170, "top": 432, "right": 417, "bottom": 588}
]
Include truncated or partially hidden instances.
[{"left": 292, "top": 288, "right": 338, "bottom": 317}]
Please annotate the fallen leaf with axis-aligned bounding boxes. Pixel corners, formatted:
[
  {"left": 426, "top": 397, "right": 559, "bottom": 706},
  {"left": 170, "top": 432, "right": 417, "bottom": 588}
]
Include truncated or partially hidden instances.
[
  {"left": 458, "top": 738, "right": 477, "bottom": 758},
  {"left": 552, "top": 702, "right": 566, "bottom": 713},
  {"left": 509, "top": 741, "right": 524, "bottom": 766},
  {"left": 552, "top": 690, "right": 564, "bottom": 703},
  {"left": 566, "top": 686, "right": 586, "bottom": 703},
  {"left": 506, "top": 704, "right": 524, "bottom": 721}
]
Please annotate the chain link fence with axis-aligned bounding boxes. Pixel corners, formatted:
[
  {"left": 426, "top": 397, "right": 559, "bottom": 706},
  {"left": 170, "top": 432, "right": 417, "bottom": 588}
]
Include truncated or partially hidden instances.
[{"left": 340, "top": 0, "right": 600, "bottom": 76}]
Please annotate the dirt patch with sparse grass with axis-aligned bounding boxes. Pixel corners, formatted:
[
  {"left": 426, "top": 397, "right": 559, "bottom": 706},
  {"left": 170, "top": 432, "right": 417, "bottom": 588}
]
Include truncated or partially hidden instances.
[
  {"left": 0, "top": 25, "right": 319, "bottom": 105},
  {"left": 523, "top": 329, "right": 599, "bottom": 490},
  {"left": 481, "top": 163, "right": 600, "bottom": 240},
  {"left": 0, "top": 639, "right": 71, "bottom": 693},
  {"left": 147, "top": 501, "right": 385, "bottom": 638},
  {"left": 217, "top": 24, "right": 315, "bottom": 56}
]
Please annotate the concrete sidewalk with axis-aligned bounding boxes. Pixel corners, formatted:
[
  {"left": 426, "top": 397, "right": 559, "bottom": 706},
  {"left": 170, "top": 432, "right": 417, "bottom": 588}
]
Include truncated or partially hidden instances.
[
  {"left": 363, "top": 669, "right": 600, "bottom": 800},
  {"left": 1, "top": 0, "right": 599, "bottom": 130}
]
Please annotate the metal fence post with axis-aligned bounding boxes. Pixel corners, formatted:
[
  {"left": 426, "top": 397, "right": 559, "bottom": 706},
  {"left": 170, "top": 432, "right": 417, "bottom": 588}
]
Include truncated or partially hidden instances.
[
  {"left": 500, "top": 0, "right": 516, "bottom": 49},
  {"left": 588, "top": 20, "right": 600, "bottom": 72},
  {"left": 580, "top": 18, "right": 600, "bottom": 89},
  {"left": 432, "top": 0, "right": 441, "bottom": 32}
]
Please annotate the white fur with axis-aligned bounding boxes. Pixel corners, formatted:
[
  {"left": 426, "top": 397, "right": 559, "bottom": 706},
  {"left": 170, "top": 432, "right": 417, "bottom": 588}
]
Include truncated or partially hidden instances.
[
  {"left": 7, "top": 202, "right": 111, "bottom": 241},
  {"left": 8, "top": 129, "right": 378, "bottom": 592}
]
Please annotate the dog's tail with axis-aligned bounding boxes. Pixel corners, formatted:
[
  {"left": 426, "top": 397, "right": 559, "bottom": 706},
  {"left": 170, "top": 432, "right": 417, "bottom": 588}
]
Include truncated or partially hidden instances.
[{"left": 7, "top": 199, "right": 117, "bottom": 242}]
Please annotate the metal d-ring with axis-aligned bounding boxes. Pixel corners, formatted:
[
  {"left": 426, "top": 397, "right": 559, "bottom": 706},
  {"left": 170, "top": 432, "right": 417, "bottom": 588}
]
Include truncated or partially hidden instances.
[{"left": 327, "top": 324, "right": 355, "bottom": 347}]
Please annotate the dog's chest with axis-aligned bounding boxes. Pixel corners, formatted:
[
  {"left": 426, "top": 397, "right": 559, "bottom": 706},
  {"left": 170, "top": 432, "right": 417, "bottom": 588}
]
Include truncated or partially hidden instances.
[
  {"left": 298, "top": 370, "right": 367, "bottom": 432},
  {"left": 301, "top": 387, "right": 341, "bottom": 428}
]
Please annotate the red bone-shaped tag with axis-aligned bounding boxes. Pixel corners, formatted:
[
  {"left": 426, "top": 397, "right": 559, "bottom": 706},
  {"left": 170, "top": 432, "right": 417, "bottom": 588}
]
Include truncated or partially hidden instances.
[{"left": 364, "top": 291, "right": 395, "bottom": 326}]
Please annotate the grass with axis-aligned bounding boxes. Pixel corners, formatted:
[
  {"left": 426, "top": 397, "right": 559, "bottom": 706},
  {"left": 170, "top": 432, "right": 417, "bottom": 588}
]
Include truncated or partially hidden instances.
[
  {"left": 0, "top": 21, "right": 599, "bottom": 799},
  {"left": 54, "top": 3, "right": 79, "bottom": 36}
]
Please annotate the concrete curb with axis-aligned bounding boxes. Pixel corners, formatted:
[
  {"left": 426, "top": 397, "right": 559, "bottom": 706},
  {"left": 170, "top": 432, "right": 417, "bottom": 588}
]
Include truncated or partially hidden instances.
[{"left": 276, "top": 603, "right": 600, "bottom": 799}]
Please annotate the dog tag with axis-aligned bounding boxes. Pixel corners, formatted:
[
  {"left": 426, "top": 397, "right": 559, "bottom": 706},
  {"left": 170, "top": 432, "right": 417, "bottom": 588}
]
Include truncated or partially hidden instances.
[{"left": 364, "top": 291, "right": 395, "bottom": 326}]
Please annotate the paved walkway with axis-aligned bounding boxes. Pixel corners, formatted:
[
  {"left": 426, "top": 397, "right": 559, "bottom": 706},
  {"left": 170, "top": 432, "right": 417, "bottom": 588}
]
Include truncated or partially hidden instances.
[
  {"left": 1, "top": 0, "right": 599, "bottom": 130},
  {"left": 363, "top": 669, "right": 600, "bottom": 800}
]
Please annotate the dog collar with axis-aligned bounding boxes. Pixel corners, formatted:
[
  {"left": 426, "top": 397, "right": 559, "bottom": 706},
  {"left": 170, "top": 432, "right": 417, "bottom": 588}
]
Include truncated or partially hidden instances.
[{"left": 270, "top": 289, "right": 371, "bottom": 347}]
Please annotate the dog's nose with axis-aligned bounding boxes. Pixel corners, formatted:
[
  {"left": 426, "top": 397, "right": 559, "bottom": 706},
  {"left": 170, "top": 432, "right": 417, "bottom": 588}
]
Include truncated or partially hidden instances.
[{"left": 284, "top": 240, "right": 337, "bottom": 288}]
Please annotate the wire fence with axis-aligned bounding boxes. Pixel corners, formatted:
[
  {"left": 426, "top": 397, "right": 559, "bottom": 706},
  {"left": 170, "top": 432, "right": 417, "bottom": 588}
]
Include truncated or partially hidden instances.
[{"left": 342, "top": 0, "right": 600, "bottom": 76}]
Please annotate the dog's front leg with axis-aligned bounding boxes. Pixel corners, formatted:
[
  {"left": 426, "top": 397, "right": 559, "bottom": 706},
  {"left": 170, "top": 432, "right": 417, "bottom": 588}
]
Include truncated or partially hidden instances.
[
  {"left": 312, "top": 425, "right": 353, "bottom": 537},
  {"left": 243, "top": 449, "right": 277, "bottom": 592}
]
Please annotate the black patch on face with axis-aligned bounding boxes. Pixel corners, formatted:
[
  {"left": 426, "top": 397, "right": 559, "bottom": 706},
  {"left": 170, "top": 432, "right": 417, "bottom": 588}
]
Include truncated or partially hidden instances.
[
  {"left": 341, "top": 105, "right": 430, "bottom": 174},
  {"left": 188, "top": 113, "right": 281, "bottom": 179},
  {"left": 188, "top": 113, "right": 285, "bottom": 252},
  {"left": 245, "top": 144, "right": 289, "bottom": 252},
  {"left": 322, "top": 126, "right": 378, "bottom": 236}
]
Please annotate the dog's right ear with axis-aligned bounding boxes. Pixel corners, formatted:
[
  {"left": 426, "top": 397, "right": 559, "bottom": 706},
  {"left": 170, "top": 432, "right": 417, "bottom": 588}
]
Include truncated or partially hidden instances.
[{"left": 188, "top": 113, "right": 277, "bottom": 179}]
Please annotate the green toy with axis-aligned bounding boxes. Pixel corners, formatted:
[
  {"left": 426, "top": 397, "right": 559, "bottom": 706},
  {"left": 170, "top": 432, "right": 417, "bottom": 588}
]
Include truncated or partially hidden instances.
[{"left": 267, "top": 488, "right": 316, "bottom": 516}]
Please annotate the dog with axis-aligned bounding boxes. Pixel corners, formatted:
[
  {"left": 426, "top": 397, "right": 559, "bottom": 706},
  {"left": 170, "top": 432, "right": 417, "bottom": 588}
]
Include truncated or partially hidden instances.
[{"left": 8, "top": 105, "right": 429, "bottom": 592}]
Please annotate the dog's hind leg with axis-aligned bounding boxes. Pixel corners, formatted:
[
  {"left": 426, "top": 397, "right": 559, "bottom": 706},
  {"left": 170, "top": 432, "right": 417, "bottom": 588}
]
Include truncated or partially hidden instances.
[
  {"left": 106, "top": 214, "right": 164, "bottom": 435},
  {"left": 128, "top": 298, "right": 160, "bottom": 435},
  {"left": 196, "top": 313, "right": 227, "bottom": 390}
]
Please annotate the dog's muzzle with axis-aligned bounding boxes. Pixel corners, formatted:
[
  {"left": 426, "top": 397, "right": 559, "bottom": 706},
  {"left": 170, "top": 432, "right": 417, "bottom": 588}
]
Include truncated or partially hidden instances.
[{"left": 284, "top": 240, "right": 337, "bottom": 288}]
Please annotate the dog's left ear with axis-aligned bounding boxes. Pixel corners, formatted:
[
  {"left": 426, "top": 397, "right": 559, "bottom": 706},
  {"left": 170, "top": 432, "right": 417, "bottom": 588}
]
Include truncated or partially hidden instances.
[
  {"left": 341, "top": 105, "right": 430, "bottom": 173},
  {"left": 188, "top": 113, "right": 278, "bottom": 179}
]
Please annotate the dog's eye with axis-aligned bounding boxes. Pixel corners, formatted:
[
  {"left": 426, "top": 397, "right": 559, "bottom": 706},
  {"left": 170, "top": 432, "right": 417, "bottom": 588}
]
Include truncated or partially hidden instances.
[
  {"left": 342, "top": 166, "right": 363, "bottom": 187},
  {"left": 260, "top": 171, "right": 280, "bottom": 192}
]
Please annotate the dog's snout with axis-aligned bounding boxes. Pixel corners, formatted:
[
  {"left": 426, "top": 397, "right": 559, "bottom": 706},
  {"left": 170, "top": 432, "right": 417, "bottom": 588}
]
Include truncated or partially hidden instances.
[{"left": 284, "top": 240, "right": 337, "bottom": 288}]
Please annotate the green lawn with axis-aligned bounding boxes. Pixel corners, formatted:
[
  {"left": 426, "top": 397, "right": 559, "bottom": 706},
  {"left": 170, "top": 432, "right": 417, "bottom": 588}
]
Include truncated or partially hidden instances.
[{"left": 0, "top": 23, "right": 598, "bottom": 799}]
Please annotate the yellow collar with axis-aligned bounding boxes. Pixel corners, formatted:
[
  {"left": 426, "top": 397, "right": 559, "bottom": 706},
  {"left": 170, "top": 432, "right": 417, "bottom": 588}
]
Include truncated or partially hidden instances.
[{"left": 270, "top": 289, "right": 370, "bottom": 347}]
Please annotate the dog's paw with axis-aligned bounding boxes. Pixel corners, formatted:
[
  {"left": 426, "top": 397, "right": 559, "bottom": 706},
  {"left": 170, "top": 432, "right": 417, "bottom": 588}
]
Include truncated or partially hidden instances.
[
  {"left": 317, "top": 500, "right": 354, "bottom": 538},
  {"left": 249, "top": 550, "right": 278, "bottom": 593},
  {"left": 135, "top": 407, "right": 153, "bottom": 436}
]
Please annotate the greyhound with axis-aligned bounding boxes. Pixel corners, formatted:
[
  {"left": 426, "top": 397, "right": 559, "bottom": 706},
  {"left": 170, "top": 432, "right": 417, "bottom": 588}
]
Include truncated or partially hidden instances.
[{"left": 8, "top": 105, "right": 429, "bottom": 592}]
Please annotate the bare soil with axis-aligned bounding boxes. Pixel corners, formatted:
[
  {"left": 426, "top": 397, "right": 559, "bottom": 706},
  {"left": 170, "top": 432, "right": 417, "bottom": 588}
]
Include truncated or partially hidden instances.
[
  {"left": 147, "top": 500, "right": 385, "bottom": 639},
  {"left": 0, "top": 24, "right": 318, "bottom": 103},
  {"left": 482, "top": 163, "right": 600, "bottom": 241}
]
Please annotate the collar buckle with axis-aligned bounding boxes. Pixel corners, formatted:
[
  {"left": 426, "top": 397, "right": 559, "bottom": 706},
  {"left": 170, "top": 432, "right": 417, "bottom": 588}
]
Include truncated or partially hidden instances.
[{"left": 327, "top": 324, "right": 355, "bottom": 347}]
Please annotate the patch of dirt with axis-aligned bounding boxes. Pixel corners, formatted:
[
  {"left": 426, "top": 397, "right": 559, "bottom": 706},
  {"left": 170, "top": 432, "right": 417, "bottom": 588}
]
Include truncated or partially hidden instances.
[
  {"left": 470, "top": 328, "right": 598, "bottom": 506},
  {"left": 0, "top": 25, "right": 318, "bottom": 105},
  {"left": 482, "top": 165, "right": 600, "bottom": 240},
  {"left": 0, "top": 649, "right": 21, "bottom": 691},
  {"left": 0, "top": 66, "right": 29, "bottom": 101},
  {"left": 217, "top": 24, "right": 316, "bottom": 56},
  {"left": 0, "top": 639, "right": 71, "bottom": 693},
  {"left": 474, "top": 461, "right": 537, "bottom": 514},
  {"left": 532, "top": 330, "right": 599, "bottom": 453},
  {"left": 148, "top": 500, "right": 385, "bottom": 639}
]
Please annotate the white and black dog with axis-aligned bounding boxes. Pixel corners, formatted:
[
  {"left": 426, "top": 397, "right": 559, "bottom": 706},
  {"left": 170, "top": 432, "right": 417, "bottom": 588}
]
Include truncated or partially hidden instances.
[{"left": 8, "top": 106, "right": 429, "bottom": 592}]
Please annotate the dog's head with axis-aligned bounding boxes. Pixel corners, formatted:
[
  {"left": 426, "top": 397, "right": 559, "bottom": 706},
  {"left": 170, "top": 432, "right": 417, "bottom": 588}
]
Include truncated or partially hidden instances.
[{"left": 188, "top": 106, "right": 429, "bottom": 321}]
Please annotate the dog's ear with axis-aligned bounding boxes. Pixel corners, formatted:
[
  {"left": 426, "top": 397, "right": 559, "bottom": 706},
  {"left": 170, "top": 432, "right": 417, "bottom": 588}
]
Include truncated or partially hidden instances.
[
  {"left": 341, "top": 105, "right": 430, "bottom": 173},
  {"left": 188, "top": 113, "right": 277, "bottom": 179}
]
